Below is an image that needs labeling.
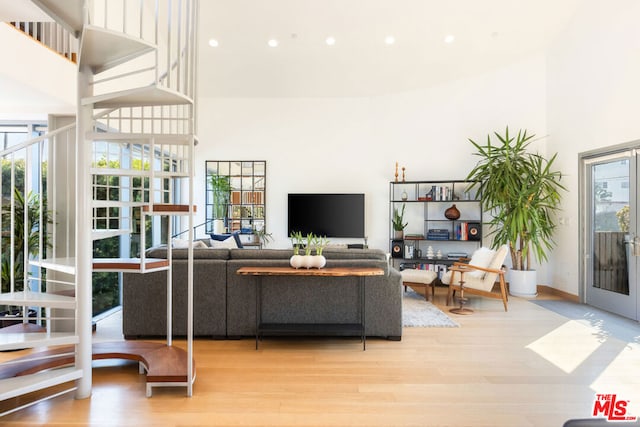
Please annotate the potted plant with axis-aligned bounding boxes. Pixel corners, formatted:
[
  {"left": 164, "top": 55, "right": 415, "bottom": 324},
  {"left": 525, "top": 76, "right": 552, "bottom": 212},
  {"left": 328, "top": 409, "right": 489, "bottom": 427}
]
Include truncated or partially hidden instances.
[
  {"left": 210, "top": 174, "right": 231, "bottom": 234},
  {"left": 465, "top": 127, "right": 565, "bottom": 297},
  {"left": 252, "top": 226, "right": 273, "bottom": 247},
  {"left": 392, "top": 204, "right": 408, "bottom": 239}
]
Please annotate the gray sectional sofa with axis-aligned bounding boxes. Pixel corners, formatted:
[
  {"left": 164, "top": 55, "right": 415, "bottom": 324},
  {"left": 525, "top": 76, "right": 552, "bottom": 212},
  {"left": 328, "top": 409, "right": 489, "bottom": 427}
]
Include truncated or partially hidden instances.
[{"left": 122, "top": 246, "right": 403, "bottom": 341}]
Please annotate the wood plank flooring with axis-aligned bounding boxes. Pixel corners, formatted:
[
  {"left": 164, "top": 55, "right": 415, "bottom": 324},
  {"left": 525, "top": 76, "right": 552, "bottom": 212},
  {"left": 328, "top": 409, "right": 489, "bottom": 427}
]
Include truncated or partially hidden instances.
[{"left": 1, "top": 286, "right": 639, "bottom": 426}]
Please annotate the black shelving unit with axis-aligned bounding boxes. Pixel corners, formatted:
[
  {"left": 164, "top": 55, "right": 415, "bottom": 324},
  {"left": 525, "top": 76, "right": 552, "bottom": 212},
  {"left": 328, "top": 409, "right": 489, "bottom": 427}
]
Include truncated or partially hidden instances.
[{"left": 389, "top": 180, "right": 483, "bottom": 276}]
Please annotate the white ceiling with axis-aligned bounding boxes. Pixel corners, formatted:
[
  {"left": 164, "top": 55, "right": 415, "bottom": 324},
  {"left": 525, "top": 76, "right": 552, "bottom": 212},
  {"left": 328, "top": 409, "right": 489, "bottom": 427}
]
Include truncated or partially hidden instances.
[
  {"left": 197, "top": 0, "right": 583, "bottom": 98},
  {"left": 0, "top": 0, "right": 583, "bottom": 102},
  {"left": 0, "top": 0, "right": 50, "bottom": 21}
]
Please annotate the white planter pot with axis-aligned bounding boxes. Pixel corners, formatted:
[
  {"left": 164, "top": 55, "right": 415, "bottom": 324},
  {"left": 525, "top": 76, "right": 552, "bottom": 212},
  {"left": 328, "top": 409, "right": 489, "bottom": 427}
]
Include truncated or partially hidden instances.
[
  {"left": 312, "top": 255, "right": 326, "bottom": 269},
  {"left": 212, "top": 219, "right": 225, "bottom": 234},
  {"left": 290, "top": 255, "right": 304, "bottom": 269},
  {"left": 508, "top": 269, "right": 538, "bottom": 297}
]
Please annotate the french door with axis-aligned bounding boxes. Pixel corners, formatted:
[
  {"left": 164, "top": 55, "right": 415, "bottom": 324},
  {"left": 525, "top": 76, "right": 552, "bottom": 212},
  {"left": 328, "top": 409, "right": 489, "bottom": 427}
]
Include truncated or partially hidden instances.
[{"left": 582, "top": 148, "right": 639, "bottom": 321}]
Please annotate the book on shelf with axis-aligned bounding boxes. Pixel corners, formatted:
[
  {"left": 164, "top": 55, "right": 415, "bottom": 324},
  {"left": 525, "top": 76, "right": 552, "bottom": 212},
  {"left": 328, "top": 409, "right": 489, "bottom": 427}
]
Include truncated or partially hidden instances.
[
  {"left": 428, "top": 185, "right": 452, "bottom": 201},
  {"left": 453, "top": 222, "right": 481, "bottom": 241},
  {"left": 447, "top": 252, "right": 468, "bottom": 260},
  {"left": 427, "top": 228, "right": 450, "bottom": 240},
  {"left": 404, "top": 234, "right": 424, "bottom": 240}
]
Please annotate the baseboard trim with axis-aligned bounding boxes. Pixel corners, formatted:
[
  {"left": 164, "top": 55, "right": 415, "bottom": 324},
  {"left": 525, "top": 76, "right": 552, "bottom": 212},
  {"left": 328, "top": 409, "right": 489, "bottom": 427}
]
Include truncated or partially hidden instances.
[{"left": 537, "top": 285, "right": 580, "bottom": 303}]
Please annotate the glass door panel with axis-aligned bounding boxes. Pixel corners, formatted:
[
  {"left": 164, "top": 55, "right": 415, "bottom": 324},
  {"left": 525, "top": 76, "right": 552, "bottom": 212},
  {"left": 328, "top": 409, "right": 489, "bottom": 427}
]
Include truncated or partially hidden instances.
[{"left": 585, "top": 151, "right": 638, "bottom": 320}]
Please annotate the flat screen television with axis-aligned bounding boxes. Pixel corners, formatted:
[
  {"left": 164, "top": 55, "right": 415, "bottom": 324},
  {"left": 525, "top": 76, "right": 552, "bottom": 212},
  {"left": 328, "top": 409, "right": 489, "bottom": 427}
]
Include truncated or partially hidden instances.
[{"left": 287, "top": 193, "right": 365, "bottom": 238}]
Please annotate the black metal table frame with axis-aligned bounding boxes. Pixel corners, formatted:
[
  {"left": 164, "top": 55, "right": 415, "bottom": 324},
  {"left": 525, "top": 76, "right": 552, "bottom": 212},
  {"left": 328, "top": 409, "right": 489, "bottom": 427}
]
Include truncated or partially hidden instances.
[{"left": 252, "top": 275, "right": 367, "bottom": 351}]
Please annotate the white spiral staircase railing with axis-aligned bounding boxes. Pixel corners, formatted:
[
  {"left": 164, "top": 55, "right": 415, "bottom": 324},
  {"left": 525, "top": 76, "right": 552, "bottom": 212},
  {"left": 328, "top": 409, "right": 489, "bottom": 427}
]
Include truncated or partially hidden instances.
[{"left": 0, "top": 0, "right": 198, "bottom": 415}]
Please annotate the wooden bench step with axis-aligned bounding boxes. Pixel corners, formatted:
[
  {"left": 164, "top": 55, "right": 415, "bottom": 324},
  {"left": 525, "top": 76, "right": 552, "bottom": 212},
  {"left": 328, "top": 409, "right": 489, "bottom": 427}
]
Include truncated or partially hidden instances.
[{"left": 0, "top": 341, "right": 194, "bottom": 392}]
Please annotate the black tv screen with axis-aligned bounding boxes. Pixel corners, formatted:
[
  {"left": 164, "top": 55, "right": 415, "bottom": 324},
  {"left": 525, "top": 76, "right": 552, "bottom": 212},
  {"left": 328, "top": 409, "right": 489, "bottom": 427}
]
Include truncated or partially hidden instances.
[{"left": 288, "top": 193, "right": 365, "bottom": 238}]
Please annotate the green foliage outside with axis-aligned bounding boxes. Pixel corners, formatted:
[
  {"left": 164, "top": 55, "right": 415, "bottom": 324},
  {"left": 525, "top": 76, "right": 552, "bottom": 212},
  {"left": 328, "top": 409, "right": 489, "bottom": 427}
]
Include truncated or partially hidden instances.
[
  {"left": 91, "top": 156, "right": 155, "bottom": 315},
  {"left": 1, "top": 189, "right": 52, "bottom": 294}
]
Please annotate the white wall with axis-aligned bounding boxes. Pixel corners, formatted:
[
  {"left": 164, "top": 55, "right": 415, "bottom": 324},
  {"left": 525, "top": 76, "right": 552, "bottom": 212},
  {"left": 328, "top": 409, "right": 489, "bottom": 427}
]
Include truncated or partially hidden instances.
[
  {"left": 196, "top": 54, "right": 547, "bottom": 254},
  {"left": 0, "top": 23, "right": 75, "bottom": 116},
  {"left": 546, "top": 0, "right": 640, "bottom": 296}
]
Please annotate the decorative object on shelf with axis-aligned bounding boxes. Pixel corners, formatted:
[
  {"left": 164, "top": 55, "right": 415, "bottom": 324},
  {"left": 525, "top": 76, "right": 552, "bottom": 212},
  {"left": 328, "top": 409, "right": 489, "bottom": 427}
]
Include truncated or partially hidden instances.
[
  {"left": 395, "top": 162, "right": 399, "bottom": 182},
  {"left": 392, "top": 204, "right": 408, "bottom": 239},
  {"left": 401, "top": 191, "right": 408, "bottom": 201},
  {"left": 402, "top": 167, "right": 406, "bottom": 182},
  {"left": 444, "top": 204, "right": 461, "bottom": 220},
  {"left": 426, "top": 246, "right": 434, "bottom": 258},
  {"left": 436, "top": 250, "right": 443, "bottom": 259},
  {"left": 404, "top": 242, "right": 415, "bottom": 259},
  {"left": 466, "top": 127, "right": 565, "bottom": 297}
]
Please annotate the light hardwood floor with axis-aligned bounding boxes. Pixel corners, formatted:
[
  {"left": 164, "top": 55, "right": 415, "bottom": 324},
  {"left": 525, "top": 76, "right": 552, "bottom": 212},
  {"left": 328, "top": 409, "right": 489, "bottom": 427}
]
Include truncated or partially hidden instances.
[{"left": 2, "top": 286, "right": 639, "bottom": 426}]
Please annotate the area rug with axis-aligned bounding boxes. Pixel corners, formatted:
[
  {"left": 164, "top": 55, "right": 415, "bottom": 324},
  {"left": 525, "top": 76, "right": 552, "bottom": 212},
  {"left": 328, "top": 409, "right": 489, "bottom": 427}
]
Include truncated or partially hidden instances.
[{"left": 402, "top": 290, "right": 460, "bottom": 328}]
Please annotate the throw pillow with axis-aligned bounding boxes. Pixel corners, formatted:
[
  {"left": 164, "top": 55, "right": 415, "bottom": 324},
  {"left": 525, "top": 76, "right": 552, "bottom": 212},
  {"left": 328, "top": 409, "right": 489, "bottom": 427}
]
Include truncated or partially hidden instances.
[
  {"left": 467, "top": 247, "right": 496, "bottom": 278},
  {"left": 209, "top": 235, "right": 238, "bottom": 249},
  {"left": 210, "top": 232, "right": 243, "bottom": 248},
  {"left": 172, "top": 239, "right": 208, "bottom": 249},
  {"left": 172, "top": 238, "right": 190, "bottom": 249},
  {"left": 193, "top": 240, "right": 208, "bottom": 249}
]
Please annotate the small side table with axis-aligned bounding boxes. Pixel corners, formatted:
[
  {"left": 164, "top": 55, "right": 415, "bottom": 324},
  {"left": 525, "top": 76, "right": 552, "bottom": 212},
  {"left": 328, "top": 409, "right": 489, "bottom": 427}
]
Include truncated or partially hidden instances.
[{"left": 448, "top": 265, "right": 474, "bottom": 315}]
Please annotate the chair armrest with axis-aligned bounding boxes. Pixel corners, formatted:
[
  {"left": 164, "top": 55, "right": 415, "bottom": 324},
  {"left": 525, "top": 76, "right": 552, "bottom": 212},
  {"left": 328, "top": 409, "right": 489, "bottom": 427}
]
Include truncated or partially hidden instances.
[{"left": 459, "top": 264, "right": 506, "bottom": 275}]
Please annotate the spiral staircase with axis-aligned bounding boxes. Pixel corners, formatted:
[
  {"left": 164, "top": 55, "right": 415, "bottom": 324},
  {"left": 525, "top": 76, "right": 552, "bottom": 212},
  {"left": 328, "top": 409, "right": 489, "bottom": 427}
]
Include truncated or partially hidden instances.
[{"left": 0, "top": 0, "right": 198, "bottom": 415}]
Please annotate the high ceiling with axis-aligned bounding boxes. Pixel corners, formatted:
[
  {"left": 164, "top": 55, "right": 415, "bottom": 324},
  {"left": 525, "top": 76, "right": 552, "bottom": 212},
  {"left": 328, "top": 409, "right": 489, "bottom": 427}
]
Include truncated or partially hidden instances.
[
  {"left": 197, "top": 0, "right": 582, "bottom": 98},
  {"left": 0, "top": 0, "right": 583, "bottom": 102}
]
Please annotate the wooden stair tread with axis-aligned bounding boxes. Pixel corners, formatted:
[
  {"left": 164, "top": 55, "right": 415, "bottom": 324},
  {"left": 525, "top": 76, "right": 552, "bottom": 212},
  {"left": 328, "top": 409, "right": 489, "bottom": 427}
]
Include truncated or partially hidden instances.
[
  {"left": 0, "top": 341, "right": 194, "bottom": 384},
  {"left": 142, "top": 204, "right": 196, "bottom": 214},
  {"left": 92, "top": 258, "right": 170, "bottom": 271}
]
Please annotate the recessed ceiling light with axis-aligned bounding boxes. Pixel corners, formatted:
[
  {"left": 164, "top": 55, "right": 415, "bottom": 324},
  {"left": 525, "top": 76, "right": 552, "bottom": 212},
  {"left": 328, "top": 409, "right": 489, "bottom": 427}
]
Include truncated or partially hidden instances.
[
  {"left": 444, "top": 34, "right": 455, "bottom": 44},
  {"left": 384, "top": 35, "right": 395, "bottom": 45},
  {"left": 268, "top": 39, "right": 279, "bottom": 48},
  {"left": 208, "top": 38, "right": 219, "bottom": 47},
  {"left": 325, "top": 36, "right": 336, "bottom": 46}
]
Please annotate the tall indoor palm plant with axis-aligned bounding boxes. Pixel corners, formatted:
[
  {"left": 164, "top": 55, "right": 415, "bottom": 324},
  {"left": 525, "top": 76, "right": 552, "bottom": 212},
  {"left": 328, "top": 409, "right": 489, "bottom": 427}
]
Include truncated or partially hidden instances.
[{"left": 465, "top": 127, "right": 565, "bottom": 294}]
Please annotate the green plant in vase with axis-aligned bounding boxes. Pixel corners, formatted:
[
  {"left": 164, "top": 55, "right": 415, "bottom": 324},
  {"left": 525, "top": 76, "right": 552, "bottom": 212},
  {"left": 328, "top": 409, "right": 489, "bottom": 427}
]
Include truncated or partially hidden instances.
[
  {"left": 392, "top": 204, "right": 408, "bottom": 239},
  {"left": 210, "top": 174, "right": 231, "bottom": 234}
]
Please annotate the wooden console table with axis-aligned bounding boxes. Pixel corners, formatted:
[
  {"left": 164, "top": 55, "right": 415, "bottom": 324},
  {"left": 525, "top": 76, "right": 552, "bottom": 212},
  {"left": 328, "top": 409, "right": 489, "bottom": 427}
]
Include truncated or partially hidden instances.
[{"left": 236, "top": 266, "right": 384, "bottom": 350}]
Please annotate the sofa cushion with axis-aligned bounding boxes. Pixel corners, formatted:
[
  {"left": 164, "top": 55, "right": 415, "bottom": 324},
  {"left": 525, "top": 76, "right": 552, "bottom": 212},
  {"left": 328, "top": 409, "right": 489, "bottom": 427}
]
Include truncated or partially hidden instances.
[
  {"left": 146, "top": 246, "right": 230, "bottom": 260},
  {"left": 229, "top": 248, "right": 293, "bottom": 260},
  {"left": 322, "top": 248, "right": 387, "bottom": 261}
]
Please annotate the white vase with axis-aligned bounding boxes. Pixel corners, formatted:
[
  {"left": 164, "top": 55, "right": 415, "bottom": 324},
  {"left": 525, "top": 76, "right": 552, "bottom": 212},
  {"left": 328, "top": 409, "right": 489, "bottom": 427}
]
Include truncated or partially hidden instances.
[
  {"left": 290, "top": 255, "right": 303, "bottom": 269},
  {"left": 212, "top": 219, "right": 225, "bottom": 234},
  {"left": 313, "top": 255, "right": 326, "bottom": 269},
  {"left": 508, "top": 269, "right": 538, "bottom": 297},
  {"left": 301, "top": 255, "right": 314, "bottom": 269}
]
